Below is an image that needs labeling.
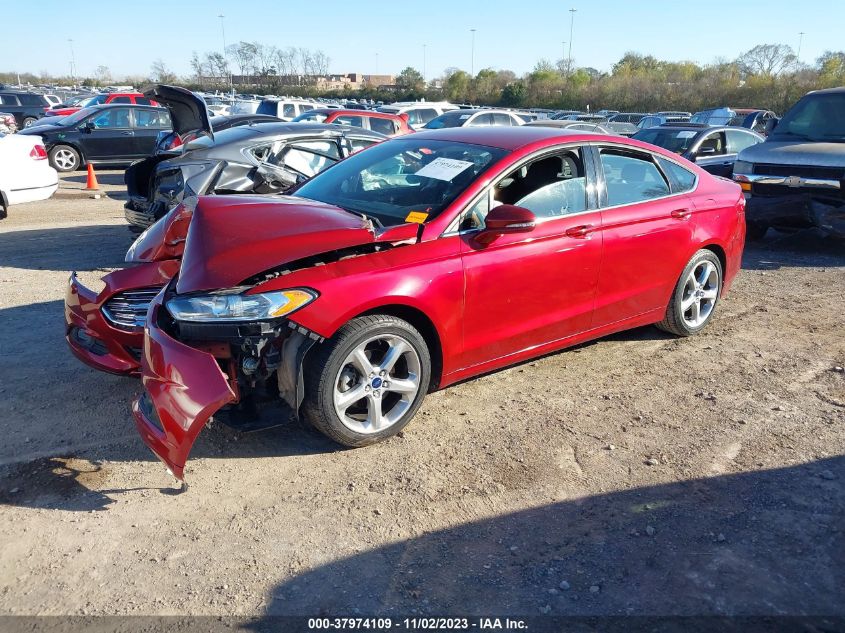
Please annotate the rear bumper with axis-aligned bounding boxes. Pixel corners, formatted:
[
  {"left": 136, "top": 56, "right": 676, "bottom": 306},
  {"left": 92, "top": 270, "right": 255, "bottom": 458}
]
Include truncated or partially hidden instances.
[
  {"left": 64, "top": 261, "right": 180, "bottom": 375},
  {"left": 133, "top": 293, "right": 236, "bottom": 480}
]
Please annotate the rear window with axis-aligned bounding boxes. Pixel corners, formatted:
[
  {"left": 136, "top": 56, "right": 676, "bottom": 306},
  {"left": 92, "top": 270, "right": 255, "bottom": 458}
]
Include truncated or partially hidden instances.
[
  {"left": 19, "top": 94, "right": 46, "bottom": 106},
  {"left": 369, "top": 117, "right": 396, "bottom": 135},
  {"left": 256, "top": 101, "right": 278, "bottom": 116}
]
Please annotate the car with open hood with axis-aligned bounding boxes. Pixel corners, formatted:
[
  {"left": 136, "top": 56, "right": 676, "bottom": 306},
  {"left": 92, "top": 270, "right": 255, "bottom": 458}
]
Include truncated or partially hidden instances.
[
  {"left": 68, "top": 127, "right": 746, "bottom": 481},
  {"left": 124, "top": 85, "right": 386, "bottom": 230}
]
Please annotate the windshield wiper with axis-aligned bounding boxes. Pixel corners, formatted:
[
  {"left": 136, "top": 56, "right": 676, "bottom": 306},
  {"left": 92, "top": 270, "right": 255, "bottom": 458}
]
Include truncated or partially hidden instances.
[{"left": 337, "top": 204, "right": 384, "bottom": 229}]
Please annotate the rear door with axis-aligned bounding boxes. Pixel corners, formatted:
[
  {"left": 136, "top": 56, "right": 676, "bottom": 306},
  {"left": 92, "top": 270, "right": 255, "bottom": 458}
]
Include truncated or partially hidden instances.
[
  {"left": 81, "top": 107, "right": 136, "bottom": 161},
  {"left": 591, "top": 145, "right": 697, "bottom": 327},
  {"left": 132, "top": 108, "right": 172, "bottom": 157}
]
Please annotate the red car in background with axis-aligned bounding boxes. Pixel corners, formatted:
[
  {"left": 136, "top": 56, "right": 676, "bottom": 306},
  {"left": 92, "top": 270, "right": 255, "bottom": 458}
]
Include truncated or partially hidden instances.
[
  {"left": 292, "top": 108, "right": 414, "bottom": 136},
  {"left": 66, "top": 127, "right": 745, "bottom": 480},
  {"left": 45, "top": 93, "right": 159, "bottom": 118}
]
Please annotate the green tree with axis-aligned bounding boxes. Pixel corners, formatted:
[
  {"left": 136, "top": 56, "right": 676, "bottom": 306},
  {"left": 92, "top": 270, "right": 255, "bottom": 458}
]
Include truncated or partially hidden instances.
[
  {"left": 444, "top": 70, "right": 471, "bottom": 102},
  {"left": 396, "top": 66, "right": 425, "bottom": 92},
  {"left": 500, "top": 81, "right": 527, "bottom": 106}
]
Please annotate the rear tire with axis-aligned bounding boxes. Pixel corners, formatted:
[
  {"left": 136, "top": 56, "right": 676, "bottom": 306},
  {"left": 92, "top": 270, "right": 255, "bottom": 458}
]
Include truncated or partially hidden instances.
[
  {"left": 657, "top": 249, "right": 723, "bottom": 337},
  {"left": 22, "top": 116, "right": 37, "bottom": 128},
  {"left": 303, "top": 315, "right": 431, "bottom": 447},
  {"left": 49, "top": 145, "right": 81, "bottom": 172}
]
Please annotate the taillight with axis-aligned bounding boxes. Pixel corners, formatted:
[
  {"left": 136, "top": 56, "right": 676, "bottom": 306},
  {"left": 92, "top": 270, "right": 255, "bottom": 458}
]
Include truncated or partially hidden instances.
[
  {"left": 166, "top": 136, "right": 183, "bottom": 150},
  {"left": 29, "top": 145, "right": 48, "bottom": 160}
]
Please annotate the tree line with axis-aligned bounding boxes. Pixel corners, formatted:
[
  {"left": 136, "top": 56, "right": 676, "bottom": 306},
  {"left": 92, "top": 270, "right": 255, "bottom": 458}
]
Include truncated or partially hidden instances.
[{"left": 3, "top": 42, "right": 845, "bottom": 114}]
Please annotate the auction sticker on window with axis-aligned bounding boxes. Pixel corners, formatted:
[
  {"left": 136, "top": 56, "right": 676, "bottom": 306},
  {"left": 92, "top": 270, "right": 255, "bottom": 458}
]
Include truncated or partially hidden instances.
[{"left": 416, "top": 158, "right": 474, "bottom": 181}]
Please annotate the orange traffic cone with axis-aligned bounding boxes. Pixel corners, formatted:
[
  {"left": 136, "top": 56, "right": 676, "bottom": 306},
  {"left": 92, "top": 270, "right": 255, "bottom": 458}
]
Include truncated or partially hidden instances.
[{"left": 84, "top": 164, "right": 100, "bottom": 191}]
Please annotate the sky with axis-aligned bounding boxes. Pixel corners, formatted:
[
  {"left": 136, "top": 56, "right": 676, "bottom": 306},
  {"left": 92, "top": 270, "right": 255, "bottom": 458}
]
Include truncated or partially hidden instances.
[{"left": 5, "top": 0, "right": 844, "bottom": 80}]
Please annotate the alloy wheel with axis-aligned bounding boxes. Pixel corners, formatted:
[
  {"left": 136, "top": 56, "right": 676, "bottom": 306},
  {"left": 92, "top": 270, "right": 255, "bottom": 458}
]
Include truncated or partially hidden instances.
[
  {"left": 333, "top": 334, "right": 422, "bottom": 434},
  {"left": 680, "top": 260, "right": 720, "bottom": 328},
  {"left": 53, "top": 148, "right": 77, "bottom": 171}
]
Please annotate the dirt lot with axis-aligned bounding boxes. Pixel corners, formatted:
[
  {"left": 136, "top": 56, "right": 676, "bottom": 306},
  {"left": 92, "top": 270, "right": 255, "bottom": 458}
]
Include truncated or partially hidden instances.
[{"left": 0, "top": 172, "right": 843, "bottom": 618}]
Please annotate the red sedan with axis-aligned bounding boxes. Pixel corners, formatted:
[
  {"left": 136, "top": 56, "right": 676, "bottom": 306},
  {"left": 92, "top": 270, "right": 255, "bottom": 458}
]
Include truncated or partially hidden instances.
[{"left": 70, "top": 127, "right": 745, "bottom": 480}]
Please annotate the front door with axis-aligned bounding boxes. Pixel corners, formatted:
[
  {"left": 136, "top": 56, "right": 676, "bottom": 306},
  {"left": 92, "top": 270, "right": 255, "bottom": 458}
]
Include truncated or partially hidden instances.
[
  {"left": 459, "top": 146, "right": 603, "bottom": 370},
  {"left": 692, "top": 131, "right": 733, "bottom": 177},
  {"left": 81, "top": 107, "right": 135, "bottom": 161}
]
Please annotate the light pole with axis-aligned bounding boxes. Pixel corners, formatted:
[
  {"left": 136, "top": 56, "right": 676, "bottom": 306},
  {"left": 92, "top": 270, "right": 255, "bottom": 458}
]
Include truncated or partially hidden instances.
[
  {"left": 68, "top": 38, "right": 76, "bottom": 85},
  {"left": 797, "top": 31, "right": 806, "bottom": 62},
  {"left": 470, "top": 28, "right": 477, "bottom": 76},
  {"left": 218, "top": 13, "right": 229, "bottom": 88},
  {"left": 568, "top": 8, "right": 576, "bottom": 73}
]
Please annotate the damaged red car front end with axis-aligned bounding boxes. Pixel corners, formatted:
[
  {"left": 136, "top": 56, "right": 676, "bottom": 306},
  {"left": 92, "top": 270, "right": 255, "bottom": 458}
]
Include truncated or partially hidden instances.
[{"left": 133, "top": 292, "right": 237, "bottom": 480}]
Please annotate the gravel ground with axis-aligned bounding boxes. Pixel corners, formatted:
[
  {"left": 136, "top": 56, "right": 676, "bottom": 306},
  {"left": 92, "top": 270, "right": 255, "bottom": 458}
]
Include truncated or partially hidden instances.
[{"left": 0, "top": 173, "right": 843, "bottom": 617}]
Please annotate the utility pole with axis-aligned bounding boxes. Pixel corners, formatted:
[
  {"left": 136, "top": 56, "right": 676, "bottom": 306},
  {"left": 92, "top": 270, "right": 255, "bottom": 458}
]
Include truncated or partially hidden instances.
[
  {"left": 797, "top": 31, "right": 806, "bottom": 62},
  {"left": 568, "top": 8, "right": 577, "bottom": 73},
  {"left": 68, "top": 38, "right": 76, "bottom": 86}
]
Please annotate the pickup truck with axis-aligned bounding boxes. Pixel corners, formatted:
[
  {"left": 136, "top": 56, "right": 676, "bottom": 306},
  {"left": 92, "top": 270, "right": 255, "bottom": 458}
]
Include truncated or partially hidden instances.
[{"left": 732, "top": 87, "right": 845, "bottom": 239}]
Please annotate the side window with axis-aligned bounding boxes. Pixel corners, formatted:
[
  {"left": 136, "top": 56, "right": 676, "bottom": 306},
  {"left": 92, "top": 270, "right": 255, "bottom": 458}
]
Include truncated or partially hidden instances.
[
  {"left": 368, "top": 117, "right": 396, "bottom": 135},
  {"left": 282, "top": 103, "right": 296, "bottom": 118},
  {"left": 20, "top": 94, "right": 43, "bottom": 105},
  {"left": 492, "top": 113, "right": 513, "bottom": 126},
  {"left": 469, "top": 113, "right": 494, "bottom": 126},
  {"left": 600, "top": 149, "right": 670, "bottom": 206},
  {"left": 461, "top": 149, "right": 589, "bottom": 230},
  {"left": 134, "top": 109, "right": 171, "bottom": 128},
  {"left": 249, "top": 143, "right": 273, "bottom": 162},
  {"left": 89, "top": 107, "right": 132, "bottom": 129},
  {"left": 334, "top": 115, "right": 365, "bottom": 128},
  {"left": 726, "top": 130, "right": 760, "bottom": 154},
  {"left": 347, "top": 138, "right": 377, "bottom": 154},
  {"left": 410, "top": 108, "right": 437, "bottom": 126},
  {"left": 656, "top": 157, "right": 697, "bottom": 193},
  {"left": 0, "top": 95, "right": 19, "bottom": 106},
  {"left": 299, "top": 104, "right": 314, "bottom": 114},
  {"left": 271, "top": 140, "right": 341, "bottom": 178},
  {"left": 135, "top": 97, "right": 153, "bottom": 106},
  {"left": 697, "top": 132, "right": 727, "bottom": 156},
  {"left": 110, "top": 96, "right": 131, "bottom": 104}
]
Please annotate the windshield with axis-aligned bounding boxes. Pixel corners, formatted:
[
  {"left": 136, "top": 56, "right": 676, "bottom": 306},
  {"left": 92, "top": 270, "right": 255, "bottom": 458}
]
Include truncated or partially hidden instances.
[
  {"left": 292, "top": 111, "right": 328, "bottom": 123},
  {"left": 294, "top": 138, "right": 506, "bottom": 227},
  {"left": 59, "top": 106, "right": 100, "bottom": 126},
  {"left": 76, "top": 95, "right": 107, "bottom": 108},
  {"left": 771, "top": 93, "right": 845, "bottom": 142},
  {"left": 633, "top": 129, "right": 698, "bottom": 154}
]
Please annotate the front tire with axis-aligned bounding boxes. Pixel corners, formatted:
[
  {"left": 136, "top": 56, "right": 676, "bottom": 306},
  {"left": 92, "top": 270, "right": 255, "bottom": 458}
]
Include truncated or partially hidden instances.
[
  {"left": 49, "top": 145, "right": 81, "bottom": 172},
  {"left": 656, "top": 249, "right": 723, "bottom": 337},
  {"left": 303, "top": 315, "right": 431, "bottom": 447}
]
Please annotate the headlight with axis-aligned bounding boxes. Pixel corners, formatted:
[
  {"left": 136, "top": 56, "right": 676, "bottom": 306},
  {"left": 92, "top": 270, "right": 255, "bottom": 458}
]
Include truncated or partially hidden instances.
[
  {"left": 733, "top": 160, "right": 753, "bottom": 176},
  {"left": 166, "top": 288, "right": 317, "bottom": 322}
]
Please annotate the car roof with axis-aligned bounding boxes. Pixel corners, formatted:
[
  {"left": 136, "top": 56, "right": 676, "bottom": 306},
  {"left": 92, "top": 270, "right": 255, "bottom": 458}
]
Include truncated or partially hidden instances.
[
  {"left": 84, "top": 102, "right": 165, "bottom": 111},
  {"left": 212, "top": 121, "right": 384, "bottom": 142},
  {"left": 806, "top": 86, "right": 845, "bottom": 95},
  {"left": 410, "top": 125, "right": 614, "bottom": 150}
]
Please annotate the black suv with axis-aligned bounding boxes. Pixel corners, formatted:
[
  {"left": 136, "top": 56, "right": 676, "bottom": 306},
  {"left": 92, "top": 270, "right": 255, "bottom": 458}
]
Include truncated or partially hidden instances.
[{"left": 0, "top": 91, "right": 50, "bottom": 128}]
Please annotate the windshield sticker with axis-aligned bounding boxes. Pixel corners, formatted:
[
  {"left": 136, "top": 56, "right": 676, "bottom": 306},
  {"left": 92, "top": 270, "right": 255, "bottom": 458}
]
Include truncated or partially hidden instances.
[
  {"left": 676, "top": 131, "right": 697, "bottom": 138},
  {"left": 415, "top": 157, "right": 474, "bottom": 181},
  {"left": 459, "top": 114, "right": 471, "bottom": 120},
  {"left": 405, "top": 211, "right": 429, "bottom": 224}
]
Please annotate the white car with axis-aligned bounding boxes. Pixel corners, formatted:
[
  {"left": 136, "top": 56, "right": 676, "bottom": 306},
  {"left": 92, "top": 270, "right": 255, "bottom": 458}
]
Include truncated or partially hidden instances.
[
  {"left": 423, "top": 108, "right": 525, "bottom": 129},
  {"left": 0, "top": 133, "right": 58, "bottom": 219},
  {"left": 256, "top": 98, "right": 319, "bottom": 121},
  {"left": 376, "top": 101, "right": 460, "bottom": 130}
]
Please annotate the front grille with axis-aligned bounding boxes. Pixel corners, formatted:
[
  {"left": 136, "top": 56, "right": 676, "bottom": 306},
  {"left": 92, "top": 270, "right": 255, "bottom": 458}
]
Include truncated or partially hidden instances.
[
  {"left": 102, "top": 287, "right": 163, "bottom": 331},
  {"left": 752, "top": 163, "right": 845, "bottom": 180},
  {"left": 752, "top": 183, "right": 842, "bottom": 199}
]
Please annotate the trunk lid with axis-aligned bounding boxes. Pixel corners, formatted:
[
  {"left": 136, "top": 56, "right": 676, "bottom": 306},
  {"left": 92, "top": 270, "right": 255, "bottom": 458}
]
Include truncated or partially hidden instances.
[{"left": 143, "top": 84, "right": 213, "bottom": 141}]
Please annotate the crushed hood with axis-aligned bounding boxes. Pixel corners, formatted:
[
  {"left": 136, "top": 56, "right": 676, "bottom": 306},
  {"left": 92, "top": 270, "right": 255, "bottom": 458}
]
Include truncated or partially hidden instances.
[
  {"left": 143, "top": 84, "right": 212, "bottom": 140},
  {"left": 739, "top": 140, "right": 845, "bottom": 168},
  {"left": 176, "top": 196, "right": 379, "bottom": 294}
]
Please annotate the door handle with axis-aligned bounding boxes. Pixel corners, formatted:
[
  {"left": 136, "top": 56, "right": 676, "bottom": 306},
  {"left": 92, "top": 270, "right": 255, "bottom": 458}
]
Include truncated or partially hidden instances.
[
  {"left": 121, "top": 131, "right": 134, "bottom": 136},
  {"left": 671, "top": 209, "right": 691, "bottom": 219},
  {"left": 565, "top": 224, "right": 593, "bottom": 238}
]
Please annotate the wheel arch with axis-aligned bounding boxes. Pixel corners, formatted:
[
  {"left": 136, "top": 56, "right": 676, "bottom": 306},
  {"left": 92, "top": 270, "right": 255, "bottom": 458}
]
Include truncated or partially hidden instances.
[
  {"left": 700, "top": 242, "right": 727, "bottom": 288},
  {"left": 353, "top": 303, "right": 444, "bottom": 391}
]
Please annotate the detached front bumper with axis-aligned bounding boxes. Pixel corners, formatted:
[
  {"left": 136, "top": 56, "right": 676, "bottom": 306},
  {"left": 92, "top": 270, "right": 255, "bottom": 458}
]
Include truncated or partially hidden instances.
[
  {"left": 133, "top": 293, "right": 236, "bottom": 480},
  {"left": 65, "top": 260, "right": 180, "bottom": 375}
]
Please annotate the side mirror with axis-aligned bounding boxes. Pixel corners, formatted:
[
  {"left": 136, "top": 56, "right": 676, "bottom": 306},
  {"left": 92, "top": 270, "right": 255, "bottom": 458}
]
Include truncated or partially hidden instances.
[
  {"left": 475, "top": 204, "right": 536, "bottom": 245},
  {"left": 79, "top": 121, "right": 93, "bottom": 133},
  {"left": 764, "top": 117, "right": 779, "bottom": 134}
]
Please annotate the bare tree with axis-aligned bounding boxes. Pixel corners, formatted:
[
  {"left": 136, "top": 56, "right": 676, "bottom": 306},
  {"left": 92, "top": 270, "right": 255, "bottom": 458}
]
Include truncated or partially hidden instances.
[
  {"left": 312, "top": 50, "right": 330, "bottom": 76},
  {"left": 150, "top": 59, "right": 177, "bottom": 84},
  {"left": 737, "top": 44, "right": 797, "bottom": 76},
  {"left": 94, "top": 65, "right": 111, "bottom": 84}
]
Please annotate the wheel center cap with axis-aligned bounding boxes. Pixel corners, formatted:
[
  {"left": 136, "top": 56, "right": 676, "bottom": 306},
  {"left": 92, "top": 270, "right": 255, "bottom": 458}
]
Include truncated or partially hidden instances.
[{"left": 371, "top": 377, "right": 383, "bottom": 389}]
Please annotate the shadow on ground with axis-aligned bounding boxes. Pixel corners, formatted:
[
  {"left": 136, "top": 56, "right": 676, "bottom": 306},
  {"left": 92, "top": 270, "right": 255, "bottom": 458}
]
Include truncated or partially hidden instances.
[
  {"left": 741, "top": 229, "right": 844, "bottom": 271},
  {"left": 62, "top": 171, "right": 126, "bottom": 186},
  {"left": 0, "top": 225, "right": 135, "bottom": 271},
  {"left": 259, "top": 457, "right": 844, "bottom": 617}
]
